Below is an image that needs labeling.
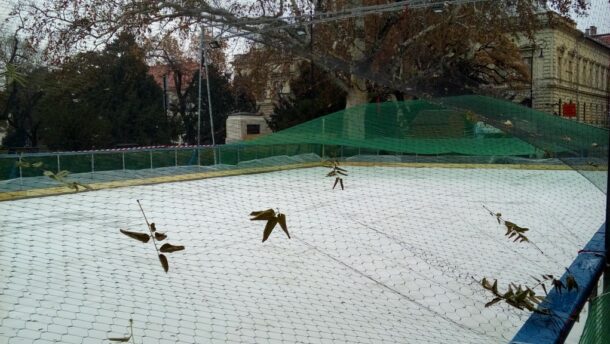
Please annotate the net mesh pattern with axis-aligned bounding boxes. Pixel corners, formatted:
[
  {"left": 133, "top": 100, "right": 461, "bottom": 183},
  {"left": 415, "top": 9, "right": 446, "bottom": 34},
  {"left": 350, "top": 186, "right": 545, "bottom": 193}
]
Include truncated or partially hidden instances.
[{"left": 0, "top": 96, "right": 608, "bottom": 343}]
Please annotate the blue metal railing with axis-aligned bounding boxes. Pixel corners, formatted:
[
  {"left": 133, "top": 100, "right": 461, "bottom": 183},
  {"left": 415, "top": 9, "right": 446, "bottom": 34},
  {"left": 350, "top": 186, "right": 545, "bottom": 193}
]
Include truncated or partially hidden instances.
[{"left": 511, "top": 225, "right": 607, "bottom": 344}]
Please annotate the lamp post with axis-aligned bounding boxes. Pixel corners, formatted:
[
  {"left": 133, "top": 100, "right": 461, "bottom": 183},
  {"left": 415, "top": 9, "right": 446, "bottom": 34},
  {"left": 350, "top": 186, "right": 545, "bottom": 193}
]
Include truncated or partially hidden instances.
[
  {"left": 530, "top": 44, "right": 544, "bottom": 109},
  {"left": 197, "top": 26, "right": 218, "bottom": 165}
]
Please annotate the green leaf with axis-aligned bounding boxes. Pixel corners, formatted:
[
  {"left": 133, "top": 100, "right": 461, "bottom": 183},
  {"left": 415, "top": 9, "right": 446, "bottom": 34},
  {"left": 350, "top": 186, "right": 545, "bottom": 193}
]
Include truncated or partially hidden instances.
[
  {"left": 2, "top": 63, "right": 26, "bottom": 86},
  {"left": 120, "top": 229, "right": 151, "bottom": 243},
  {"left": 160, "top": 243, "right": 185, "bottom": 253},
  {"left": 277, "top": 213, "right": 290, "bottom": 239},
  {"left": 159, "top": 254, "right": 169, "bottom": 272},
  {"left": 262, "top": 218, "right": 278, "bottom": 242}
]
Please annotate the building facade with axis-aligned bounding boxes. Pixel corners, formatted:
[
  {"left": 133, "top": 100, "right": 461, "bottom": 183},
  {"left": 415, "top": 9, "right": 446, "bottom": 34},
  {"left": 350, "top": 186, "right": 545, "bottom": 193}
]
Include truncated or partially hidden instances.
[{"left": 515, "top": 13, "right": 610, "bottom": 126}]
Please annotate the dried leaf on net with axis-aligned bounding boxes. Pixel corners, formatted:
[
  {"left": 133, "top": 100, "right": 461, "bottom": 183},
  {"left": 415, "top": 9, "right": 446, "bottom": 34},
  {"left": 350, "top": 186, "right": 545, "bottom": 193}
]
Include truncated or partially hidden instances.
[
  {"left": 108, "top": 336, "right": 131, "bottom": 342},
  {"left": 333, "top": 177, "right": 341, "bottom": 189},
  {"left": 504, "top": 221, "right": 530, "bottom": 243},
  {"left": 160, "top": 243, "right": 185, "bottom": 253},
  {"left": 252, "top": 209, "right": 291, "bottom": 242},
  {"left": 262, "top": 218, "right": 279, "bottom": 242},
  {"left": 154, "top": 232, "right": 167, "bottom": 241},
  {"left": 159, "top": 254, "right": 169, "bottom": 272},
  {"left": 339, "top": 179, "right": 344, "bottom": 190},
  {"left": 120, "top": 229, "right": 150, "bottom": 243},
  {"left": 480, "top": 278, "right": 548, "bottom": 314},
  {"left": 277, "top": 213, "right": 290, "bottom": 239},
  {"left": 74, "top": 182, "right": 92, "bottom": 190},
  {"left": 56, "top": 170, "right": 70, "bottom": 179},
  {"left": 250, "top": 209, "right": 276, "bottom": 221},
  {"left": 149, "top": 223, "right": 157, "bottom": 232},
  {"left": 566, "top": 274, "right": 579, "bottom": 292},
  {"left": 31, "top": 162, "right": 43, "bottom": 168},
  {"left": 16, "top": 161, "right": 31, "bottom": 168}
]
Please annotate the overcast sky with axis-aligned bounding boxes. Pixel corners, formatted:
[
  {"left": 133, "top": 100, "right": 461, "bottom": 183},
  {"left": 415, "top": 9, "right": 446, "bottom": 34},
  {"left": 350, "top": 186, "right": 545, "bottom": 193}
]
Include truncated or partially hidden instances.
[{"left": 572, "top": 0, "right": 610, "bottom": 33}]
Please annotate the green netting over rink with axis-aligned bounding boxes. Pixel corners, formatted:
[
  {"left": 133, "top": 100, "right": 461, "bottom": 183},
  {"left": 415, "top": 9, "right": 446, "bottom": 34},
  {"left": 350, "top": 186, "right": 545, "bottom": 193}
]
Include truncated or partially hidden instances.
[
  {"left": 245, "top": 95, "right": 608, "bottom": 158},
  {"left": 579, "top": 292, "right": 610, "bottom": 344}
]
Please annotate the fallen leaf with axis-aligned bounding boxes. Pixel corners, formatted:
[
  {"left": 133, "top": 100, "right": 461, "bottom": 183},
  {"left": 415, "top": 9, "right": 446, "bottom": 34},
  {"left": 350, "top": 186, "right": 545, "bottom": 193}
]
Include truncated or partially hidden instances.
[
  {"left": 250, "top": 209, "right": 276, "bottom": 221},
  {"left": 108, "top": 336, "right": 131, "bottom": 342},
  {"left": 160, "top": 243, "right": 185, "bottom": 253},
  {"left": 159, "top": 254, "right": 169, "bottom": 272},
  {"left": 262, "top": 218, "right": 278, "bottom": 242},
  {"left": 277, "top": 213, "right": 290, "bottom": 239},
  {"left": 120, "top": 229, "right": 150, "bottom": 243},
  {"left": 154, "top": 232, "right": 167, "bottom": 241}
]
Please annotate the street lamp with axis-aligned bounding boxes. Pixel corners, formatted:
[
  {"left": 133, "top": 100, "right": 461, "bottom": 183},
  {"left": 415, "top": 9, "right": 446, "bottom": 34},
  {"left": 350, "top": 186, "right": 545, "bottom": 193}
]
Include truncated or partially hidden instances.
[
  {"left": 530, "top": 41, "right": 546, "bottom": 109},
  {"left": 197, "top": 27, "right": 220, "bottom": 165}
]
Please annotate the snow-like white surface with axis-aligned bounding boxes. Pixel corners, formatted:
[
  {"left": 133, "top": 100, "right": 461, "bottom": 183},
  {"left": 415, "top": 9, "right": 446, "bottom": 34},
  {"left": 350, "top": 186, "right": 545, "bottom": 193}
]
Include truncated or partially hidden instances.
[{"left": 0, "top": 166, "right": 605, "bottom": 343}]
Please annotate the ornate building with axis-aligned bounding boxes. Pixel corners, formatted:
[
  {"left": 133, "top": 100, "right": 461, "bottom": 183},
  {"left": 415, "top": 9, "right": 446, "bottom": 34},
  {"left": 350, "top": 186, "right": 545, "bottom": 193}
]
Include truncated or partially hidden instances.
[{"left": 515, "top": 12, "right": 610, "bottom": 126}]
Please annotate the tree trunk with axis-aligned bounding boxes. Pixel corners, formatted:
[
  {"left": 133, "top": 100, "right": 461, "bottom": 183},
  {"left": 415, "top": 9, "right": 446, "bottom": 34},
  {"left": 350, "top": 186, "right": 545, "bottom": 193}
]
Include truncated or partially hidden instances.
[
  {"left": 343, "top": 75, "right": 368, "bottom": 140},
  {"left": 342, "top": 0, "right": 368, "bottom": 141}
]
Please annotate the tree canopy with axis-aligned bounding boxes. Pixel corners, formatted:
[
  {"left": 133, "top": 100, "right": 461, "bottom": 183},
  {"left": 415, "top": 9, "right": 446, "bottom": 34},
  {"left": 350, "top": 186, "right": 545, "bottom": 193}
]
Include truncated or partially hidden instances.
[{"left": 13, "top": 0, "right": 595, "bottom": 106}]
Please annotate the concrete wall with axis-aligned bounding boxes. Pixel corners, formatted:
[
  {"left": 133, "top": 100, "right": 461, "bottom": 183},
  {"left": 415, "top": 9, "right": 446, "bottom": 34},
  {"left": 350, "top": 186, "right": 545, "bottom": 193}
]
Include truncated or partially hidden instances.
[{"left": 225, "top": 115, "right": 272, "bottom": 143}]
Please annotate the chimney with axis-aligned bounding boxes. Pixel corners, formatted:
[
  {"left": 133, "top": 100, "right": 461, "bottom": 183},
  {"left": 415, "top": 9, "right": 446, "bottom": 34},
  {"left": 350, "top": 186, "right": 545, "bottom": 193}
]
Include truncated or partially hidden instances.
[
  {"left": 590, "top": 26, "right": 597, "bottom": 35},
  {"left": 585, "top": 28, "right": 590, "bottom": 36}
]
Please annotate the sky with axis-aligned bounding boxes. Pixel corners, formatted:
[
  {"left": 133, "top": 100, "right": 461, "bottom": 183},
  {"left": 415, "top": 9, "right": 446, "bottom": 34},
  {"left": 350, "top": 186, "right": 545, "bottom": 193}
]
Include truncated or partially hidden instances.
[
  {"left": 0, "top": 0, "right": 608, "bottom": 47},
  {"left": 572, "top": 0, "right": 610, "bottom": 33}
]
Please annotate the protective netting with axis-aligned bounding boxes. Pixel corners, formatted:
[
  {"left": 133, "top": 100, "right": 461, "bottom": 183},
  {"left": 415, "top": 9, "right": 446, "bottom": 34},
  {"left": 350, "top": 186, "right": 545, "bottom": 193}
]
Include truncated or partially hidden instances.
[
  {"left": 579, "top": 292, "right": 610, "bottom": 344},
  {"left": 247, "top": 96, "right": 609, "bottom": 191},
  {"left": 0, "top": 97, "right": 608, "bottom": 344}
]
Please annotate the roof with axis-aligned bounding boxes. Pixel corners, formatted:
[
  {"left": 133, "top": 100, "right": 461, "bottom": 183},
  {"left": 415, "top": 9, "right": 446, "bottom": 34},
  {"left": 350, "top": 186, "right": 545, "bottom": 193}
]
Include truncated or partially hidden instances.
[
  {"left": 592, "top": 33, "right": 610, "bottom": 47},
  {"left": 148, "top": 62, "right": 199, "bottom": 93}
]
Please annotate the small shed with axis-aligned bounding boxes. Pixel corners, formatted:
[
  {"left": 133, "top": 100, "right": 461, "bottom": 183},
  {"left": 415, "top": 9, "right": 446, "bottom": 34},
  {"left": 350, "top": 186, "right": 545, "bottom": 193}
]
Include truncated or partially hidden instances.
[{"left": 225, "top": 112, "right": 272, "bottom": 143}]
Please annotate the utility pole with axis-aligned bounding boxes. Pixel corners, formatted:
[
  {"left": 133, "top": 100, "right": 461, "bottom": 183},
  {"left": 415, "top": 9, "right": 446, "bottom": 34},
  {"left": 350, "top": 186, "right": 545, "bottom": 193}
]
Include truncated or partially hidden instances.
[
  {"left": 197, "top": 26, "right": 203, "bottom": 166},
  {"left": 202, "top": 28, "right": 217, "bottom": 165}
]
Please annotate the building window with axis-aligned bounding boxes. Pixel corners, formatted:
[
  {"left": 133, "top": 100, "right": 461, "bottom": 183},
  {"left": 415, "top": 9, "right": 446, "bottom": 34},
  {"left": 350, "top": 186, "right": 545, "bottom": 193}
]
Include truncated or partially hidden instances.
[
  {"left": 557, "top": 57, "right": 562, "bottom": 80},
  {"left": 582, "top": 62, "right": 587, "bottom": 84},
  {"left": 246, "top": 124, "right": 261, "bottom": 135},
  {"left": 567, "top": 59, "right": 573, "bottom": 82},
  {"left": 595, "top": 65, "right": 599, "bottom": 88}
]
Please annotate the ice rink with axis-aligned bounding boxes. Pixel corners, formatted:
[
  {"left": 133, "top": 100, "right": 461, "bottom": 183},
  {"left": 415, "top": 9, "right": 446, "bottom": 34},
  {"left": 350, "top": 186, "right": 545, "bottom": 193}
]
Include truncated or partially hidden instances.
[{"left": 0, "top": 166, "right": 605, "bottom": 343}]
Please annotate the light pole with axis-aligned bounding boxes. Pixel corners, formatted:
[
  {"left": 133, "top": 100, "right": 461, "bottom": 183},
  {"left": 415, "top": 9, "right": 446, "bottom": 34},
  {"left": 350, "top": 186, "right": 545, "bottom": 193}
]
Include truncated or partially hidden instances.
[{"left": 197, "top": 26, "right": 218, "bottom": 165}]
